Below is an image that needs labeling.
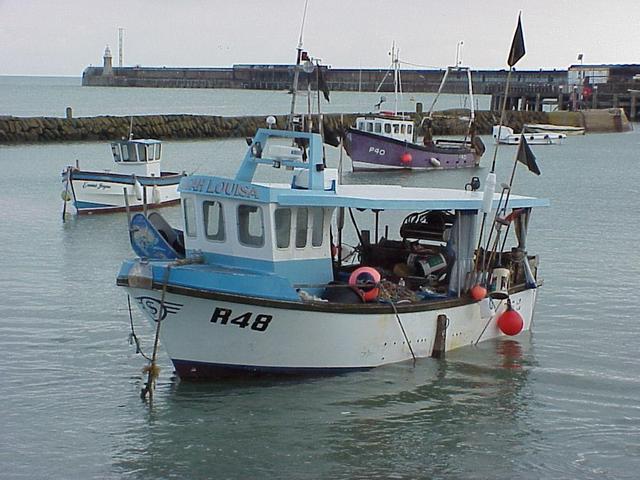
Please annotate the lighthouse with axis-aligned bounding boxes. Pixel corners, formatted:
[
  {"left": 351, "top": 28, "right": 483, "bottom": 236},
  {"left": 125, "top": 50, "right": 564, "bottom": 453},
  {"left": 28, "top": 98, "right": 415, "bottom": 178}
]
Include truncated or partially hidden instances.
[{"left": 102, "top": 45, "right": 113, "bottom": 76}]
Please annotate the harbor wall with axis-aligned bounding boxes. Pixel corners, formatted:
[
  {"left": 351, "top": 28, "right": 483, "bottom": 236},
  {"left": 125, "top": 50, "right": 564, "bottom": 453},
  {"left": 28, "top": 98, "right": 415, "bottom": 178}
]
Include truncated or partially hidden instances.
[
  {"left": 548, "top": 108, "right": 632, "bottom": 132},
  {"left": 83, "top": 65, "right": 566, "bottom": 95},
  {"left": 0, "top": 110, "right": 628, "bottom": 145}
]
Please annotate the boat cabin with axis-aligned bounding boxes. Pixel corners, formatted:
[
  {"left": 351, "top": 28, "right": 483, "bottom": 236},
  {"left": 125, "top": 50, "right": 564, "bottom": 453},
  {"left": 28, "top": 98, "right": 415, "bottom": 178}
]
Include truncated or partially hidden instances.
[
  {"left": 110, "top": 138, "right": 162, "bottom": 177},
  {"left": 177, "top": 130, "right": 336, "bottom": 293},
  {"left": 354, "top": 114, "right": 415, "bottom": 143}
]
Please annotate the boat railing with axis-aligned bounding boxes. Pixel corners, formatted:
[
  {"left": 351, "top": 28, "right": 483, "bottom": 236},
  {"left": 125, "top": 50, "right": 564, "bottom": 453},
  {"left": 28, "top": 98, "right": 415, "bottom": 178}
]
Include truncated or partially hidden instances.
[{"left": 235, "top": 128, "right": 328, "bottom": 191}]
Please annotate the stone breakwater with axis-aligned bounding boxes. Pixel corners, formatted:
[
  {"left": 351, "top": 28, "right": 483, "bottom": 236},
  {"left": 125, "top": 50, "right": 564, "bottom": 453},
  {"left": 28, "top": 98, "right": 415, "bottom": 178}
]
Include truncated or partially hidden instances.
[
  {"left": 0, "top": 114, "right": 324, "bottom": 144},
  {"left": 1, "top": 110, "right": 617, "bottom": 145}
]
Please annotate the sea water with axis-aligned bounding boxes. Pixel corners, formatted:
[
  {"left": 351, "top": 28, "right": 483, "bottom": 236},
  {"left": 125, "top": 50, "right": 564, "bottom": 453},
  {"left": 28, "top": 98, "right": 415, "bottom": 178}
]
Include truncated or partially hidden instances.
[{"left": 1, "top": 77, "right": 640, "bottom": 479}]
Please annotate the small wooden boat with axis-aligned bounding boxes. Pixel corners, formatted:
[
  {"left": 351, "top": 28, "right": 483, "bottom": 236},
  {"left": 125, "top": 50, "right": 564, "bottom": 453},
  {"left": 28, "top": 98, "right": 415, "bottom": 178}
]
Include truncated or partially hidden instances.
[
  {"left": 493, "top": 125, "right": 566, "bottom": 145},
  {"left": 61, "top": 138, "right": 185, "bottom": 215}
]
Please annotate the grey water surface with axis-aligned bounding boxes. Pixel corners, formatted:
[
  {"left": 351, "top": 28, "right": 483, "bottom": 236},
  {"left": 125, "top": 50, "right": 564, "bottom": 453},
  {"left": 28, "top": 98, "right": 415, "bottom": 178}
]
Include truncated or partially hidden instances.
[{"left": 1, "top": 77, "right": 639, "bottom": 479}]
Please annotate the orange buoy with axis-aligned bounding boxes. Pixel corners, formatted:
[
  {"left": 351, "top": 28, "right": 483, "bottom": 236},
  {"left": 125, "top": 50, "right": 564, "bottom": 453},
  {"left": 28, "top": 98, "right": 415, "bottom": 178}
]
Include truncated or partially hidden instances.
[
  {"left": 497, "top": 302, "right": 524, "bottom": 336},
  {"left": 348, "top": 267, "right": 381, "bottom": 302},
  {"left": 400, "top": 152, "right": 412, "bottom": 165},
  {"left": 470, "top": 284, "right": 487, "bottom": 301}
]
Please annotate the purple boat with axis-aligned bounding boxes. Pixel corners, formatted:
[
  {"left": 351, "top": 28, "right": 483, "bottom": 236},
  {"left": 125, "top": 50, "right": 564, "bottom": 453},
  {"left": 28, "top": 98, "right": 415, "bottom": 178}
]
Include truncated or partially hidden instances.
[
  {"left": 344, "top": 59, "right": 485, "bottom": 171},
  {"left": 344, "top": 113, "right": 485, "bottom": 171}
]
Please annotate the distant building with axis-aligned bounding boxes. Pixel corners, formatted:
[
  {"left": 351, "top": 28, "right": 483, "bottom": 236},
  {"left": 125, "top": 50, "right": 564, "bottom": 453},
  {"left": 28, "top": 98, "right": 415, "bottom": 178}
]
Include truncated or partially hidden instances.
[{"left": 568, "top": 64, "right": 640, "bottom": 87}]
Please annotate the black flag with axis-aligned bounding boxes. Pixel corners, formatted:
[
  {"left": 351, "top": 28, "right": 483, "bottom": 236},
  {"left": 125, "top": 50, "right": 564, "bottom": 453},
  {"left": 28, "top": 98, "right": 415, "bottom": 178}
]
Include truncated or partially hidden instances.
[
  {"left": 317, "top": 66, "right": 330, "bottom": 102},
  {"left": 517, "top": 135, "right": 540, "bottom": 175},
  {"left": 507, "top": 14, "right": 525, "bottom": 67}
]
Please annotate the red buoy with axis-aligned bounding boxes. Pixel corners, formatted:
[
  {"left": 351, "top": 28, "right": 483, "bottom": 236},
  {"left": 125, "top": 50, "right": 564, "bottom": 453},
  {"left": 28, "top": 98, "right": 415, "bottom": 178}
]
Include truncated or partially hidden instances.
[
  {"left": 470, "top": 284, "right": 487, "bottom": 301},
  {"left": 497, "top": 303, "right": 524, "bottom": 336},
  {"left": 349, "top": 267, "right": 381, "bottom": 302},
  {"left": 400, "top": 152, "right": 412, "bottom": 165}
]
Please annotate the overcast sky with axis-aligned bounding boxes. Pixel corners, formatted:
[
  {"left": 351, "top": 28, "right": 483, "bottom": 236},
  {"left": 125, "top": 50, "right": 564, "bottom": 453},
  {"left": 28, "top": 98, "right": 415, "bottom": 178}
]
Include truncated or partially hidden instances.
[{"left": 2, "top": 0, "right": 639, "bottom": 76}]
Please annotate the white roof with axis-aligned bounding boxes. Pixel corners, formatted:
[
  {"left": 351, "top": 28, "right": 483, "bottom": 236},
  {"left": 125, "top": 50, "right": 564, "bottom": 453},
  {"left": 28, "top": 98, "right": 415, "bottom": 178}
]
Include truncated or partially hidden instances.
[{"left": 274, "top": 183, "right": 548, "bottom": 211}]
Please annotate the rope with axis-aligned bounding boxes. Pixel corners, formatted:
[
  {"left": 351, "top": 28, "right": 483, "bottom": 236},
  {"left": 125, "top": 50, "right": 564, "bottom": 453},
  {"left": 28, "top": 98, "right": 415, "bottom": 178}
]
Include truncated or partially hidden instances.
[
  {"left": 140, "top": 264, "right": 171, "bottom": 402},
  {"left": 379, "top": 283, "right": 417, "bottom": 366},
  {"left": 474, "top": 297, "right": 502, "bottom": 345},
  {"left": 126, "top": 255, "right": 203, "bottom": 402},
  {"left": 397, "top": 60, "right": 442, "bottom": 69},
  {"left": 127, "top": 295, "right": 152, "bottom": 362}
]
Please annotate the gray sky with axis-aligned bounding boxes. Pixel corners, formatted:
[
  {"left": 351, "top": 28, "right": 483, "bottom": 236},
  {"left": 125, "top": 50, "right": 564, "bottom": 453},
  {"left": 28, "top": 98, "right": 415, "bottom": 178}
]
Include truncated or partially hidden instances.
[{"left": 2, "top": 0, "right": 639, "bottom": 76}]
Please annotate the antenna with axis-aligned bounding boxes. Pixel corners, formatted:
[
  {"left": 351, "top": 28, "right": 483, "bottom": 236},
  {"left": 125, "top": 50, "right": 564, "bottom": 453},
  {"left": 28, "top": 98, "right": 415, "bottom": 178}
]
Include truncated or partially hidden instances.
[
  {"left": 286, "top": 0, "right": 310, "bottom": 130},
  {"left": 455, "top": 41, "right": 464, "bottom": 67},
  {"left": 118, "top": 28, "right": 124, "bottom": 68}
]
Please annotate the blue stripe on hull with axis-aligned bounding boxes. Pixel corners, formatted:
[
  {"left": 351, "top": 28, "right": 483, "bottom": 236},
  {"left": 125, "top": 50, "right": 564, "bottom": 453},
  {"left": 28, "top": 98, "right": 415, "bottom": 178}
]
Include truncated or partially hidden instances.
[
  {"left": 75, "top": 199, "right": 180, "bottom": 214},
  {"left": 172, "top": 359, "right": 371, "bottom": 380},
  {"left": 75, "top": 200, "right": 111, "bottom": 210}
]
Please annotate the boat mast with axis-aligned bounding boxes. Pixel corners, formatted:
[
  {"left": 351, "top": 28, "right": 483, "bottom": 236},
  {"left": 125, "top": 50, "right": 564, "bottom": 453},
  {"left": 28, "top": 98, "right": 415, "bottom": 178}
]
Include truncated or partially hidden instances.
[
  {"left": 466, "top": 68, "right": 475, "bottom": 124},
  {"left": 286, "top": 0, "right": 310, "bottom": 131},
  {"left": 393, "top": 43, "right": 400, "bottom": 115},
  {"left": 426, "top": 67, "right": 450, "bottom": 118},
  {"left": 473, "top": 13, "right": 527, "bottom": 283},
  {"left": 374, "top": 43, "right": 401, "bottom": 113}
]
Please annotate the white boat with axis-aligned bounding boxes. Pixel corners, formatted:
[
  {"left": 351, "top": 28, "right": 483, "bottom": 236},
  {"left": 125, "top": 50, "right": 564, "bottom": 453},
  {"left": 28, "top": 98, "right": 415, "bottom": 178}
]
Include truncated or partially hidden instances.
[
  {"left": 61, "top": 138, "right": 184, "bottom": 215},
  {"left": 493, "top": 125, "right": 566, "bottom": 145},
  {"left": 117, "top": 126, "right": 548, "bottom": 380},
  {"left": 523, "top": 123, "right": 585, "bottom": 136}
]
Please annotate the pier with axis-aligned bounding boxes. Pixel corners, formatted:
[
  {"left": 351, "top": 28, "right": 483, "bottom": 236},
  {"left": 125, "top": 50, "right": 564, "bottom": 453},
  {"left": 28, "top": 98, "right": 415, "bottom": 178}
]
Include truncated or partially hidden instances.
[
  {"left": 83, "top": 49, "right": 640, "bottom": 121},
  {"left": 83, "top": 48, "right": 566, "bottom": 95},
  {"left": 489, "top": 84, "right": 640, "bottom": 121}
]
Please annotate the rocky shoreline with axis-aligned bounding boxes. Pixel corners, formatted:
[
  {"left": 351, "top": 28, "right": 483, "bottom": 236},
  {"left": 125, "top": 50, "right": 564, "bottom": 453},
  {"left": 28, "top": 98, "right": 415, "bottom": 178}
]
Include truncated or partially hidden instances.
[{"left": 0, "top": 109, "right": 625, "bottom": 144}]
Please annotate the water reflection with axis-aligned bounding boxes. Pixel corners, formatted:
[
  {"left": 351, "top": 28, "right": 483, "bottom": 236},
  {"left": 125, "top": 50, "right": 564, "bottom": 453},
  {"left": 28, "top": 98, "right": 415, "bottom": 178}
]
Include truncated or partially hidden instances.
[{"left": 112, "top": 339, "right": 537, "bottom": 479}]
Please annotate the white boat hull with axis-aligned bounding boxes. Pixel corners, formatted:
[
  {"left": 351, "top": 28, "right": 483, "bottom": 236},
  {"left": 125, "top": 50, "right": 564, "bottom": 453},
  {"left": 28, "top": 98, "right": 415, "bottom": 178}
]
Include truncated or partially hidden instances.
[
  {"left": 125, "top": 285, "right": 537, "bottom": 379},
  {"left": 492, "top": 125, "right": 565, "bottom": 145},
  {"left": 62, "top": 170, "right": 183, "bottom": 214},
  {"left": 495, "top": 133, "right": 565, "bottom": 145},
  {"left": 523, "top": 123, "right": 585, "bottom": 135}
]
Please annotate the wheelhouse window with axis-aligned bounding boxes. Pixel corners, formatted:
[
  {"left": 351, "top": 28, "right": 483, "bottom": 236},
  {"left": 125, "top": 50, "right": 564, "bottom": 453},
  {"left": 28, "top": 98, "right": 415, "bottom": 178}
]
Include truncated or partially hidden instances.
[
  {"left": 357, "top": 121, "right": 365, "bottom": 130},
  {"left": 183, "top": 197, "right": 197, "bottom": 237},
  {"left": 120, "top": 144, "right": 131, "bottom": 161},
  {"left": 393, "top": 124, "right": 400, "bottom": 134},
  {"left": 374, "top": 123, "right": 382, "bottom": 133},
  {"left": 400, "top": 124, "right": 406, "bottom": 134},
  {"left": 384, "top": 124, "right": 392, "bottom": 134},
  {"left": 367, "top": 122, "right": 374, "bottom": 132},
  {"left": 203, "top": 201, "right": 225, "bottom": 241},
  {"left": 138, "top": 145, "right": 148, "bottom": 162},
  {"left": 311, "top": 208, "right": 324, "bottom": 247},
  {"left": 154, "top": 144, "right": 161, "bottom": 160},
  {"left": 274, "top": 208, "right": 292, "bottom": 248},
  {"left": 126, "top": 143, "right": 137, "bottom": 162},
  {"left": 238, "top": 204, "right": 264, "bottom": 247},
  {"left": 407, "top": 125, "right": 413, "bottom": 134},
  {"left": 111, "top": 144, "right": 121, "bottom": 162},
  {"left": 295, "top": 207, "right": 308, "bottom": 248}
]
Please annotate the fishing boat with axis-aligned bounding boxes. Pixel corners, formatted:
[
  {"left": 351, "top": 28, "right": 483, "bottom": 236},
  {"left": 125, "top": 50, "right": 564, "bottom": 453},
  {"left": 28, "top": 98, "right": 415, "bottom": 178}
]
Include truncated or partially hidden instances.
[
  {"left": 117, "top": 126, "right": 548, "bottom": 380},
  {"left": 493, "top": 125, "right": 566, "bottom": 145},
  {"left": 523, "top": 123, "right": 585, "bottom": 136},
  {"left": 61, "top": 137, "right": 185, "bottom": 215},
  {"left": 343, "top": 47, "right": 485, "bottom": 171}
]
